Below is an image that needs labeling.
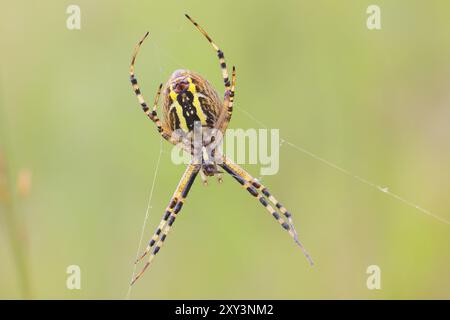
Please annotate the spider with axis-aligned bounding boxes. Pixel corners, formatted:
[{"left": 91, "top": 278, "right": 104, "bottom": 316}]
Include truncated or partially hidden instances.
[{"left": 130, "top": 14, "right": 313, "bottom": 285}]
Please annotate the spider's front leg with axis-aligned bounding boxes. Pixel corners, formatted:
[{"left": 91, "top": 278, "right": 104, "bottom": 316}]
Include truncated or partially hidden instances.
[
  {"left": 219, "top": 156, "right": 314, "bottom": 266},
  {"left": 131, "top": 162, "right": 201, "bottom": 285}
]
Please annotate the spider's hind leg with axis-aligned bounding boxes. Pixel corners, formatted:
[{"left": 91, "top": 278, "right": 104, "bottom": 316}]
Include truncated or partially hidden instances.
[
  {"left": 185, "top": 14, "right": 237, "bottom": 133},
  {"left": 130, "top": 32, "right": 180, "bottom": 146},
  {"left": 216, "top": 172, "right": 223, "bottom": 184}
]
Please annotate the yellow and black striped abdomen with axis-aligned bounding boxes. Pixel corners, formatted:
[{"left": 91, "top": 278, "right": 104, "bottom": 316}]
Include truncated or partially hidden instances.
[{"left": 162, "top": 70, "right": 222, "bottom": 133}]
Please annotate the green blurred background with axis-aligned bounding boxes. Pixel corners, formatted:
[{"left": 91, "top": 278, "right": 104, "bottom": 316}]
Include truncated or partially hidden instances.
[{"left": 1, "top": 0, "right": 449, "bottom": 299}]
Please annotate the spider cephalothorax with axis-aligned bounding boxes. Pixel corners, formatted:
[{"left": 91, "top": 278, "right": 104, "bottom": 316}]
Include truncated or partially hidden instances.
[{"left": 129, "top": 14, "right": 313, "bottom": 285}]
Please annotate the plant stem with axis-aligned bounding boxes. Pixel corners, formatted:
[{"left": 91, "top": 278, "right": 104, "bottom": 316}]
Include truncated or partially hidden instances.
[{"left": 0, "top": 143, "right": 32, "bottom": 298}]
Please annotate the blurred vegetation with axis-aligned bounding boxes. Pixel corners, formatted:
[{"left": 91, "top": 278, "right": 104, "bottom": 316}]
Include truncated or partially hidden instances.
[{"left": 0, "top": 0, "right": 449, "bottom": 299}]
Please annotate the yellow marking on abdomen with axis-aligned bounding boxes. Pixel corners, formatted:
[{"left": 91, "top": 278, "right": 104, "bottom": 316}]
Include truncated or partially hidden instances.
[
  {"left": 188, "top": 78, "right": 208, "bottom": 126},
  {"left": 168, "top": 77, "right": 209, "bottom": 132}
]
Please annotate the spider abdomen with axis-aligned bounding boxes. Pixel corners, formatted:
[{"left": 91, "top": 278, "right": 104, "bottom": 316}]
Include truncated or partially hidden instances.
[{"left": 162, "top": 70, "right": 222, "bottom": 132}]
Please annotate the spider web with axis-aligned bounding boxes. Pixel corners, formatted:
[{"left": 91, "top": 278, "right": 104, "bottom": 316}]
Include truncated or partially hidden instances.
[
  {"left": 125, "top": 37, "right": 186, "bottom": 299},
  {"left": 150, "top": 35, "right": 449, "bottom": 226},
  {"left": 126, "top": 34, "right": 449, "bottom": 299},
  {"left": 238, "top": 108, "right": 450, "bottom": 226},
  {"left": 126, "top": 139, "right": 164, "bottom": 300}
]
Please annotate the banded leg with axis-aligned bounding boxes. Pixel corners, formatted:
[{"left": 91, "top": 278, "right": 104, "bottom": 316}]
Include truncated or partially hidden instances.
[
  {"left": 250, "top": 178, "right": 298, "bottom": 235},
  {"left": 130, "top": 32, "right": 179, "bottom": 145},
  {"left": 216, "top": 66, "right": 237, "bottom": 133},
  {"left": 185, "top": 14, "right": 236, "bottom": 133},
  {"left": 185, "top": 14, "right": 231, "bottom": 90},
  {"left": 131, "top": 163, "right": 201, "bottom": 285},
  {"left": 222, "top": 156, "right": 294, "bottom": 229},
  {"left": 219, "top": 157, "right": 314, "bottom": 265}
]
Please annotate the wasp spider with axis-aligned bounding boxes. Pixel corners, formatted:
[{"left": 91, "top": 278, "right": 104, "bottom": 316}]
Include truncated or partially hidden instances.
[{"left": 130, "top": 14, "right": 313, "bottom": 285}]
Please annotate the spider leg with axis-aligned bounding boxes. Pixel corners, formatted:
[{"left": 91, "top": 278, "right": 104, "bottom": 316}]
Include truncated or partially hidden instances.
[
  {"left": 131, "top": 163, "right": 201, "bottom": 285},
  {"left": 246, "top": 174, "right": 297, "bottom": 232},
  {"left": 130, "top": 32, "right": 179, "bottom": 145},
  {"left": 185, "top": 14, "right": 236, "bottom": 133},
  {"left": 185, "top": 14, "right": 230, "bottom": 91},
  {"left": 219, "top": 157, "right": 314, "bottom": 266},
  {"left": 250, "top": 179, "right": 302, "bottom": 247},
  {"left": 216, "top": 172, "right": 223, "bottom": 184},
  {"left": 216, "top": 66, "right": 236, "bottom": 133},
  {"left": 200, "top": 170, "right": 208, "bottom": 186}
]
